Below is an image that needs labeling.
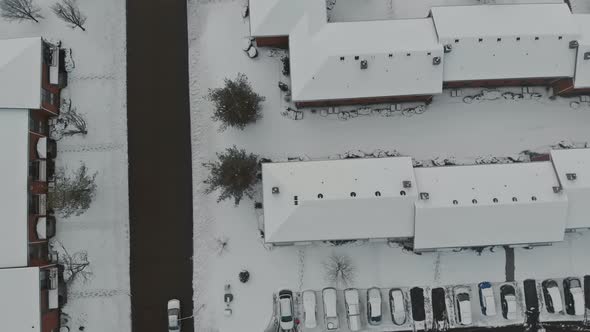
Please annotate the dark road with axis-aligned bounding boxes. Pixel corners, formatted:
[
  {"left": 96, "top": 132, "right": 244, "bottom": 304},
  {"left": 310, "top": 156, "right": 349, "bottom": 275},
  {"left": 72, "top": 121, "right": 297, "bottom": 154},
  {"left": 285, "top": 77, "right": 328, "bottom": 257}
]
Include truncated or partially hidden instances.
[{"left": 126, "top": 0, "right": 194, "bottom": 332}]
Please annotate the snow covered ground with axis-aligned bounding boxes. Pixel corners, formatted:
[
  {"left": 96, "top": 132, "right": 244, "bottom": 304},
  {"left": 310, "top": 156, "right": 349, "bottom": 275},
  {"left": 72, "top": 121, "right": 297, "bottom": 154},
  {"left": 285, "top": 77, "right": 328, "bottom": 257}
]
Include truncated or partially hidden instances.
[
  {"left": 0, "top": 0, "right": 130, "bottom": 331},
  {"left": 188, "top": 1, "right": 590, "bottom": 331}
]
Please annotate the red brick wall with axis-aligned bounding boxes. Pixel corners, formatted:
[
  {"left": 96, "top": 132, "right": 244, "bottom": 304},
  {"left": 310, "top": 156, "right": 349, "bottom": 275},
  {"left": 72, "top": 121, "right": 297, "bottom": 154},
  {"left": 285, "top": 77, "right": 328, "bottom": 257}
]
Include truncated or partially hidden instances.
[
  {"left": 41, "top": 63, "right": 61, "bottom": 115},
  {"left": 295, "top": 94, "right": 433, "bottom": 108},
  {"left": 29, "top": 242, "right": 50, "bottom": 266},
  {"left": 551, "top": 78, "right": 590, "bottom": 97},
  {"left": 255, "top": 36, "right": 289, "bottom": 48},
  {"left": 29, "top": 134, "right": 42, "bottom": 160},
  {"left": 42, "top": 310, "right": 60, "bottom": 332},
  {"left": 443, "top": 77, "right": 563, "bottom": 89}
]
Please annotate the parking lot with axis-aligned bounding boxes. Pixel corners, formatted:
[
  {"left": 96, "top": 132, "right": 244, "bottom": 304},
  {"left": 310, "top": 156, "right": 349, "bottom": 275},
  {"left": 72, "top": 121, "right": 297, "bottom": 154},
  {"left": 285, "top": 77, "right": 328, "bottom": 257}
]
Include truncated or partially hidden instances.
[{"left": 271, "top": 277, "right": 588, "bottom": 332}]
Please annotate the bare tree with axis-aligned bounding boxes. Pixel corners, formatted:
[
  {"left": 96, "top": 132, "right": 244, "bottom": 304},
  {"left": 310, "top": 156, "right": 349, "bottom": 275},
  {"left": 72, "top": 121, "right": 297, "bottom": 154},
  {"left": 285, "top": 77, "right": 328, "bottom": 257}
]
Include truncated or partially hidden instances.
[
  {"left": 215, "top": 236, "right": 229, "bottom": 255},
  {"left": 51, "top": 0, "right": 86, "bottom": 31},
  {"left": 0, "top": 0, "right": 43, "bottom": 23},
  {"left": 51, "top": 99, "right": 88, "bottom": 140},
  {"left": 48, "top": 163, "right": 97, "bottom": 218},
  {"left": 323, "top": 253, "right": 356, "bottom": 287},
  {"left": 54, "top": 241, "right": 93, "bottom": 285}
]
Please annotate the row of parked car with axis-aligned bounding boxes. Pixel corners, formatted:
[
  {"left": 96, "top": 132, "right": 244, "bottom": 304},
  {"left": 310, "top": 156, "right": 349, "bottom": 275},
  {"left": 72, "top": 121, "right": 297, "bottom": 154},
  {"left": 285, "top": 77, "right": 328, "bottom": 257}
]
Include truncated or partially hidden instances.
[{"left": 277, "top": 277, "right": 587, "bottom": 331}]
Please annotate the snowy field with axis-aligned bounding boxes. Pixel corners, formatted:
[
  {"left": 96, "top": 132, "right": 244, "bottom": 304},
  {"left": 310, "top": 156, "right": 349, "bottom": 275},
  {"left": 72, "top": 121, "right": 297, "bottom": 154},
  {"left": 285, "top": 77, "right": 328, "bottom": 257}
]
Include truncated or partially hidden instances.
[
  {"left": 188, "top": 0, "right": 590, "bottom": 331},
  {"left": 0, "top": 0, "right": 130, "bottom": 331}
]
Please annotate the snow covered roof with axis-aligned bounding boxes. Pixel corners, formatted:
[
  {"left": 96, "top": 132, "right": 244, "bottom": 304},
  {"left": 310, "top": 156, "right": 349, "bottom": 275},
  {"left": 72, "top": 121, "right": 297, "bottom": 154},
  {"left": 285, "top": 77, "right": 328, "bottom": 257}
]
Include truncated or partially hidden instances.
[
  {"left": 249, "top": 0, "right": 326, "bottom": 37},
  {"left": 0, "top": 267, "right": 41, "bottom": 332},
  {"left": 262, "top": 157, "right": 417, "bottom": 243},
  {"left": 413, "top": 162, "right": 568, "bottom": 251},
  {"left": 574, "top": 15, "right": 590, "bottom": 88},
  {"left": 0, "top": 109, "right": 30, "bottom": 268},
  {"left": 290, "top": 18, "right": 443, "bottom": 103},
  {"left": 431, "top": 4, "right": 579, "bottom": 82},
  {"left": 550, "top": 149, "right": 590, "bottom": 229},
  {"left": 0, "top": 37, "right": 42, "bottom": 109}
]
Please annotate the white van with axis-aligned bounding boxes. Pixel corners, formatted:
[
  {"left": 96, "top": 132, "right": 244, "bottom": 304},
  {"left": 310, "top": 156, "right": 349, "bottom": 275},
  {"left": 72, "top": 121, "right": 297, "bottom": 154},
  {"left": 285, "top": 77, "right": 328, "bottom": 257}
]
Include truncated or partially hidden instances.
[
  {"left": 323, "top": 287, "right": 339, "bottom": 330},
  {"left": 302, "top": 290, "right": 317, "bottom": 328},
  {"left": 344, "top": 288, "right": 362, "bottom": 331}
]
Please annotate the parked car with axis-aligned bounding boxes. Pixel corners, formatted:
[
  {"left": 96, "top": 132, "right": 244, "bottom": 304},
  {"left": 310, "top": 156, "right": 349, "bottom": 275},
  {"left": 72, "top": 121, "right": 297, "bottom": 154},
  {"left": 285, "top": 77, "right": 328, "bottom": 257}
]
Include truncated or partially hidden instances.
[
  {"left": 278, "top": 289, "right": 294, "bottom": 331},
  {"left": 344, "top": 288, "right": 362, "bottom": 331},
  {"left": 454, "top": 287, "right": 472, "bottom": 325},
  {"left": 167, "top": 299, "right": 181, "bottom": 332},
  {"left": 500, "top": 284, "right": 518, "bottom": 320},
  {"left": 323, "top": 287, "right": 339, "bottom": 331},
  {"left": 367, "top": 287, "right": 382, "bottom": 325},
  {"left": 410, "top": 287, "right": 426, "bottom": 323},
  {"left": 389, "top": 288, "right": 407, "bottom": 326},
  {"left": 563, "top": 277, "right": 585, "bottom": 316},
  {"left": 302, "top": 290, "right": 317, "bottom": 328},
  {"left": 542, "top": 279, "right": 563, "bottom": 314},
  {"left": 478, "top": 282, "right": 497, "bottom": 316}
]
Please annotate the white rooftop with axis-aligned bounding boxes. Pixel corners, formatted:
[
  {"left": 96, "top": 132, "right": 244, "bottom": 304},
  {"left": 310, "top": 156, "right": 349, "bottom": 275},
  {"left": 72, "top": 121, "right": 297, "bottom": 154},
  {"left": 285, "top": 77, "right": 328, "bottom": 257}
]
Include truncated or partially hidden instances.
[
  {"left": 290, "top": 18, "right": 443, "bottom": 103},
  {"left": 431, "top": 4, "right": 578, "bottom": 82},
  {"left": 574, "top": 15, "right": 590, "bottom": 88},
  {"left": 0, "top": 109, "right": 30, "bottom": 268},
  {"left": 413, "top": 162, "right": 568, "bottom": 251},
  {"left": 0, "top": 37, "right": 42, "bottom": 109},
  {"left": 0, "top": 267, "right": 41, "bottom": 332},
  {"left": 262, "top": 157, "right": 417, "bottom": 243},
  {"left": 550, "top": 148, "right": 590, "bottom": 229},
  {"left": 249, "top": 0, "right": 326, "bottom": 37}
]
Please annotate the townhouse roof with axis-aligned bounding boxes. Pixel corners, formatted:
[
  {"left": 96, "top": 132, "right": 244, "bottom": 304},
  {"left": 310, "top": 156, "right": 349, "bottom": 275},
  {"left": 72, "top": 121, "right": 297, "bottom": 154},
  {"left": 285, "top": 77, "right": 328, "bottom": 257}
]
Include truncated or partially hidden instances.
[
  {"left": 0, "top": 37, "right": 42, "bottom": 109},
  {"left": 413, "top": 162, "right": 568, "bottom": 250},
  {"left": 262, "top": 157, "right": 417, "bottom": 243}
]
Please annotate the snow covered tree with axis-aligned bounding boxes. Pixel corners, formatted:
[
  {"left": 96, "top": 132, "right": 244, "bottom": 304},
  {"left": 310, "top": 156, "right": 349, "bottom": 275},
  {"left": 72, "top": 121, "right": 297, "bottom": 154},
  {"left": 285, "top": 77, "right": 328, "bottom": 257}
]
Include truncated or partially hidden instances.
[
  {"left": 54, "top": 241, "right": 93, "bottom": 285},
  {"left": 203, "top": 146, "right": 259, "bottom": 205},
  {"left": 50, "top": 99, "right": 88, "bottom": 140},
  {"left": 208, "top": 73, "right": 265, "bottom": 131},
  {"left": 51, "top": 0, "right": 86, "bottom": 31},
  {"left": 49, "top": 164, "right": 97, "bottom": 218},
  {"left": 323, "top": 253, "right": 356, "bottom": 287},
  {"left": 0, "top": 0, "right": 43, "bottom": 23}
]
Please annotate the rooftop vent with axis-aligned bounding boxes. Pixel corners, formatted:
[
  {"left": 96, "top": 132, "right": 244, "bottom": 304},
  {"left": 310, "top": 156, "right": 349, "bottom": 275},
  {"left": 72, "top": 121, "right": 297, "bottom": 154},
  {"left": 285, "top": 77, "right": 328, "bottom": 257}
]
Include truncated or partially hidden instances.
[
  {"left": 419, "top": 192, "right": 429, "bottom": 200},
  {"left": 432, "top": 56, "right": 441, "bottom": 65},
  {"left": 570, "top": 40, "right": 579, "bottom": 49},
  {"left": 272, "top": 186, "right": 280, "bottom": 194},
  {"left": 360, "top": 60, "right": 368, "bottom": 70},
  {"left": 403, "top": 181, "right": 412, "bottom": 188},
  {"left": 566, "top": 173, "right": 577, "bottom": 180},
  {"left": 553, "top": 186, "right": 562, "bottom": 193},
  {"left": 444, "top": 44, "right": 452, "bottom": 53}
]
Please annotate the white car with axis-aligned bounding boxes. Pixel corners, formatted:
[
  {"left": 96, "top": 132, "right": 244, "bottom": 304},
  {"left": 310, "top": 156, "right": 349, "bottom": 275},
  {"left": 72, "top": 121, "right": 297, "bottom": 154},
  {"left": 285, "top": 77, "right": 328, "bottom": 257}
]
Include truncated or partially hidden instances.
[
  {"left": 323, "top": 287, "right": 339, "bottom": 330},
  {"left": 564, "top": 278, "right": 585, "bottom": 316},
  {"left": 389, "top": 288, "right": 407, "bottom": 326},
  {"left": 500, "top": 284, "right": 518, "bottom": 320},
  {"left": 344, "top": 288, "right": 362, "bottom": 331},
  {"left": 367, "top": 287, "right": 382, "bottom": 325},
  {"left": 478, "top": 282, "right": 497, "bottom": 316},
  {"left": 454, "top": 287, "right": 472, "bottom": 325},
  {"left": 278, "top": 290, "right": 294, "bottom": 331},
  {"left": 302, "top": 290, "right": 317, "bottom": 328},
  {"left": 542, "top": 279, "right": 563, "bottom": 314},
  {"left": 167, "top": 299, "right": 181, "bottom": 332}
]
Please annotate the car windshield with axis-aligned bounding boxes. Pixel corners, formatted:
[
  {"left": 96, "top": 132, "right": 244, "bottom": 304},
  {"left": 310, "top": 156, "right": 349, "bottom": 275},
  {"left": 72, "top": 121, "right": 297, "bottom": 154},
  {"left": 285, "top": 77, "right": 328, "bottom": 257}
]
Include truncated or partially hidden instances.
[
  {"left": 570, "top": 279, "right": 581, "bottom": 288},
  {"left": 281, "top": 315, "right": 292, "bottom": 323},
  {"left": 457, "top": 293, "right": 469, "bottom": 301}
]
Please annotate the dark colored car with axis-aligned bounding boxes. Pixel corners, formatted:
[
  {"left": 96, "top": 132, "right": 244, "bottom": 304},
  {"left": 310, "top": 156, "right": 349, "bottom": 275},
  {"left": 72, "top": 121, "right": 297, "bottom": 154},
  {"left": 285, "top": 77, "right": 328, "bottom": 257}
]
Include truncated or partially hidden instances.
[
  {"left": 523, "top": 279, "right": 539, "bottom": 312},
  {"left": 500, "top": 284, "right": 517, "bottom": 320},
  {"left": 410, "top": 287, "right": 426, "bottom": 322}
]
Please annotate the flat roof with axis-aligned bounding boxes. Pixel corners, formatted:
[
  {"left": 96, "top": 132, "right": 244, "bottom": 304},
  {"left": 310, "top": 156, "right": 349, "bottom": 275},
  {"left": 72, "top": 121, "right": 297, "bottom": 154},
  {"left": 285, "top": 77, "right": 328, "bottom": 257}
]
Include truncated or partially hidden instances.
[
  {"left": 249, "top": 0, "right": 326, "bottom": 37},
  {"left": 431, "top": 4, "right": 578, "bottom": 82},
  {"left": 0, "top": 109, "right": 30, "bottom": 267},
  {"left": 262, "top": 157, "right": 417, "bottom": 243},
  {"left": 0, "top": 37, "right": 42, "bottom": 109},
  {"left": 290, "top": 18, "right": 443, "bottom": 103},
  {"left": 413, "top": 162, "right": 568, "bottom": 250},
  {"left": 574, "top": 15, "right": 590, "bottom": 88},
  {"left": 550, "top": 148, "right": 590, "bottom": 229},
  {"left": 0, "top": 267, "right": 41, "bottom": 332}
]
